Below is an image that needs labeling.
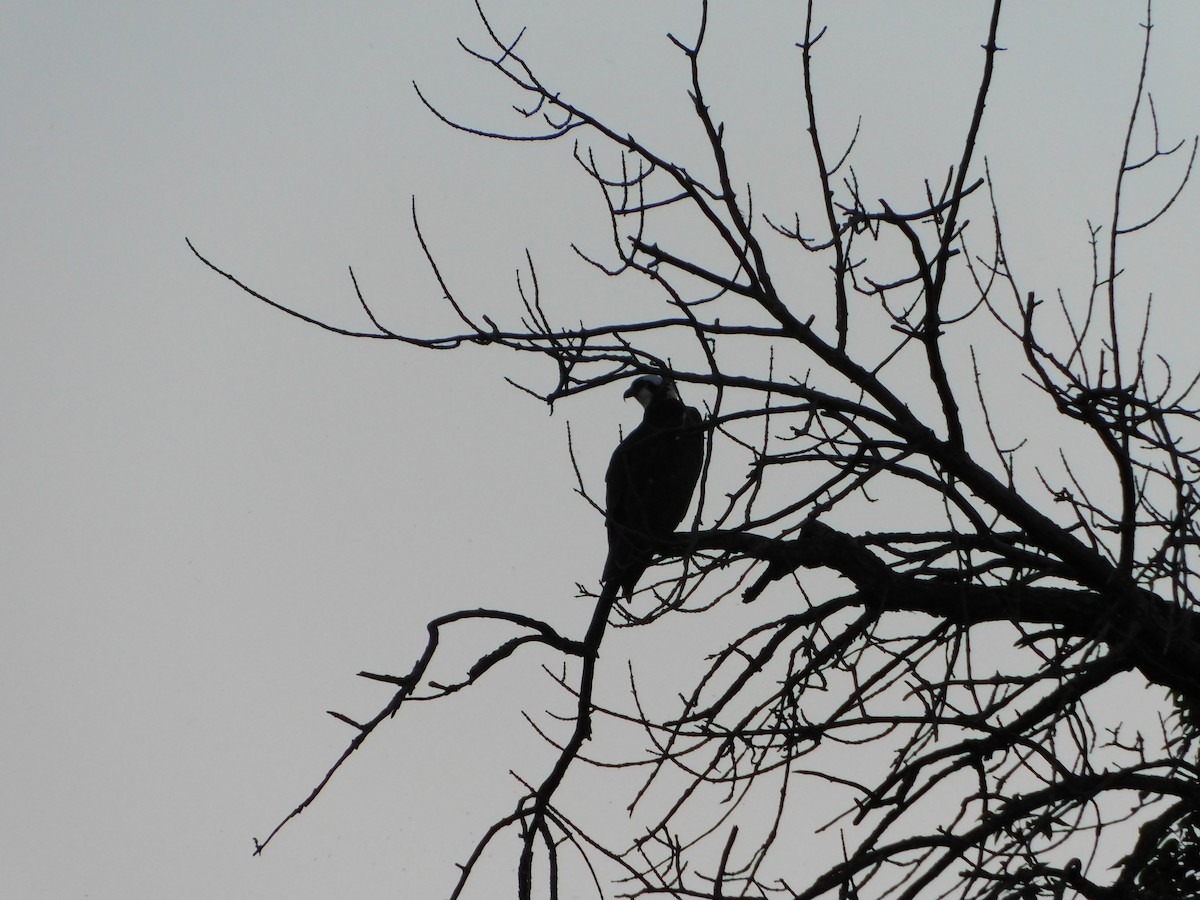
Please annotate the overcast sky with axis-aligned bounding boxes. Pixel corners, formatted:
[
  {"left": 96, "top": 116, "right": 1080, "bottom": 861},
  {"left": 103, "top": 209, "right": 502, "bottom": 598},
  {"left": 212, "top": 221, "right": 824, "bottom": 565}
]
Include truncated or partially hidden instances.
[{"left": 4, "top": 3, "right": 1200, "bottom": 898}]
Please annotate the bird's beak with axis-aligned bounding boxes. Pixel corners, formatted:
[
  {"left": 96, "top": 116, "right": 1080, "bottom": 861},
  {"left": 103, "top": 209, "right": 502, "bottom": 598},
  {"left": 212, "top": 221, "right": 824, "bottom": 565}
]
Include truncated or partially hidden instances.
[{"left": 623, "top": 384, "right": 638, "bottom": 400}]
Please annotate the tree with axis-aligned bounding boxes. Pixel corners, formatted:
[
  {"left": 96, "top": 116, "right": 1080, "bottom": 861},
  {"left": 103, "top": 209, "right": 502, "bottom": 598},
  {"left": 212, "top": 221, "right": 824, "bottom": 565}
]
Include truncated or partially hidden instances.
[{"left": 191, "top": 2, "right": 1200, "bottom": 898}]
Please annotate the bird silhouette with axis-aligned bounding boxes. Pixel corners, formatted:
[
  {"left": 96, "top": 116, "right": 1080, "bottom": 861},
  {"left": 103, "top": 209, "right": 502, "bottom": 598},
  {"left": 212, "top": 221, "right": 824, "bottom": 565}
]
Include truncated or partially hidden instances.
[{"left": 602, "top": 374, "right": 704, "bottom": 599}]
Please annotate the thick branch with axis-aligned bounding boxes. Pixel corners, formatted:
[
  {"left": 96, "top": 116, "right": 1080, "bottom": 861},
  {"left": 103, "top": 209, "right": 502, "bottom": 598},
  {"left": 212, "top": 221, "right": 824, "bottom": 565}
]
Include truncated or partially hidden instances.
[{"left": 675, "top": 521, "right": 1200, "bottom": 700}]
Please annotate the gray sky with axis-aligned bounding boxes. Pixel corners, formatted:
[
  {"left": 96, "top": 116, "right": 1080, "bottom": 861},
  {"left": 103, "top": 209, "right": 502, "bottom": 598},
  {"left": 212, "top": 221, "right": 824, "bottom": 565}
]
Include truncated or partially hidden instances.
[{"left": 4, "top": 3, "right": 1199, "bottom": 898}]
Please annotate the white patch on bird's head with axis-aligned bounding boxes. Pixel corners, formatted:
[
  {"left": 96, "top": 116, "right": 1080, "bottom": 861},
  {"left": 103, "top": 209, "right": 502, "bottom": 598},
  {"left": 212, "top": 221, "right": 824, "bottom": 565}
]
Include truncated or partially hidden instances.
[{"left": 624, "top": 374, "right": 679, "bottom": 409}]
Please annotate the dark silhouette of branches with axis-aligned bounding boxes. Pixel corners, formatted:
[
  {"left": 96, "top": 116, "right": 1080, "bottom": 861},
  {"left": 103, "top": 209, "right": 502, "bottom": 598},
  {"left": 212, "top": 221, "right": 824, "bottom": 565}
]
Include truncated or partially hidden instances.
[{"left": 192, "top": 1, "right": 1200, "bottom": 898}]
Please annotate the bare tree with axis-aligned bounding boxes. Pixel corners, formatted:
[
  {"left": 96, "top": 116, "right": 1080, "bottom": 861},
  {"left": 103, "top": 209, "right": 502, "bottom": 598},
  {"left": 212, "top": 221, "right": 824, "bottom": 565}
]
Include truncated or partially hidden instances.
[{"left": 191, "top": 2, "right": 1200, "bottom": 898}]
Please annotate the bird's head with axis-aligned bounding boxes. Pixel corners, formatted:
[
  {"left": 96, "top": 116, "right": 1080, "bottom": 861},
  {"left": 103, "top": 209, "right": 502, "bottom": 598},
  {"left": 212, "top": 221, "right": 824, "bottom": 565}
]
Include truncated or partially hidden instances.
[{"left": 623, "top": 374, "right": 682, "bottom": 410}]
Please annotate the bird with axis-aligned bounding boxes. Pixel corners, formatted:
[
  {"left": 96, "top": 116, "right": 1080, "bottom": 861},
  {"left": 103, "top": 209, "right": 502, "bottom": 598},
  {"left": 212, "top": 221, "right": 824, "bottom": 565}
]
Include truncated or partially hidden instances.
[{"left": 602, "top": 374, "right": 705, "bottom": 599}]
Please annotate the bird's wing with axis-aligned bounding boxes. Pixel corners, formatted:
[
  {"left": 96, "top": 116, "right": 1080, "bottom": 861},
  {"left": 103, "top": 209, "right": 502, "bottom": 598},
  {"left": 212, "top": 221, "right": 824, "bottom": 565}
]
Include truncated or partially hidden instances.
[{"left": 602, "top": 423, "right": 651, "bottom": 592}]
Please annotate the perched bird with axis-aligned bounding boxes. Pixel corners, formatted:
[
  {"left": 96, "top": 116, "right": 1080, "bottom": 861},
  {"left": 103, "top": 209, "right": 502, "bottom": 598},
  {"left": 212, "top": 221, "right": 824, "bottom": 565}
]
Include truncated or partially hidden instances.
[{"left": 602, "top": 374, "right": 704, "bottom": 599}]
